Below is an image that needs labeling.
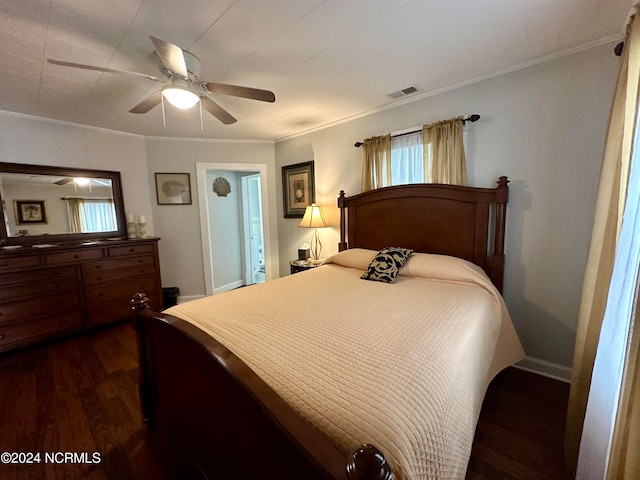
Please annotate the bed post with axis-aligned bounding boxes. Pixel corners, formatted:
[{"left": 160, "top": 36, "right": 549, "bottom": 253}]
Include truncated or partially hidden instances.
[
  {"left": 338, "top": 190, "right": 347, "bottom": 251},
  {"left": 491, "top": 176, "right": 510, "bottom": 292},
  {"left": 131, "top": 292, "right": 154, "bottom": 424}
]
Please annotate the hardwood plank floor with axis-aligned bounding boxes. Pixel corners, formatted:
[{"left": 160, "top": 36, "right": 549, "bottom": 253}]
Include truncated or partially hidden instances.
[{"left": 0, "top": 322, "right": 568, "bottom": 480}]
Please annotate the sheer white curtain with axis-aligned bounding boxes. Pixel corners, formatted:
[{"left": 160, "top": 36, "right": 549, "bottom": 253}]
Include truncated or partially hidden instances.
[
  {"left": 391, "top": 132, "right": 425, "bottom": 184},
  {"left": 81, "top": 199, "right": 117, "bottom": 232}
]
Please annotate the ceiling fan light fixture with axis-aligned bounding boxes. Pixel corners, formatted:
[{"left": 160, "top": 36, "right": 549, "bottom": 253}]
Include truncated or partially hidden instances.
[
  {"left": 74, "top": 177, "right": 90, "bottom": 186},
  {"left": 162, "top": 87, "right": 199, "bottom": 109}
]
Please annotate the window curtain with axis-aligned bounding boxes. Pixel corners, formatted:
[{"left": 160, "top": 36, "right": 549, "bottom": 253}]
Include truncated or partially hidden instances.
[
  {"left": 65, "top": 198, "right": 117, "bottom": 233},
  {"left": 361, "top": 134, "right": 391, "bottom": 192},
  {"left": 565, "top": 10, "right": 640, "bottom": 478},
  {"left": 391, "top": 132, "right": 424, "bottom": 184},
  {"left": 81, "top": 199, "right": 117, "bottom": 233},
  {"left": 66, "top": 198, "right": 83, "bottom": 233},
  {"left": 422, "top": 116, "right": 468, "bottom": 185}
]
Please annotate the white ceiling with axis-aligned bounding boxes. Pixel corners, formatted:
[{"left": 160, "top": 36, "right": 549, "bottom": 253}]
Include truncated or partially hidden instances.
[{"left": 0, "top": 0, "right": 632, "bottom": 141}]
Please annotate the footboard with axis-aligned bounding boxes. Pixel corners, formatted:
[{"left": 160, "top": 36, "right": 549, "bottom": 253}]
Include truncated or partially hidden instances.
[{"left": 131, "top": 293, "right": 393, "bottom": 480}]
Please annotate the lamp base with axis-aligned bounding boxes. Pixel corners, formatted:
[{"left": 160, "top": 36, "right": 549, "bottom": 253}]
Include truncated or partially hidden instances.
[{"left": 309, "top": 228, "right": 323, "bottom": 263}]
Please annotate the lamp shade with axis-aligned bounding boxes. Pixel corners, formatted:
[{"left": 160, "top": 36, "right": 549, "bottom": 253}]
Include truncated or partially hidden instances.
[
  {"left": 299, "top": 204, "right": 327, "bottom": 228},
  {"left": 162, "top": 86, "right": 200, "bottom": 109}
]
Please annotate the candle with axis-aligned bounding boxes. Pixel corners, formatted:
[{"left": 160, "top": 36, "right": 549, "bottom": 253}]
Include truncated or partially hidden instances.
[
  {"left": 127, "top": 213, "right": 134, "bottom": 224},
  {"left": 138, "top": 215, "right": 146, "bottom": 224}
]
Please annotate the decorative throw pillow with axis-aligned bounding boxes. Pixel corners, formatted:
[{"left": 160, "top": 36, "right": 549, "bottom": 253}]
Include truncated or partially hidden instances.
[{"left": 361, "top": 247, "right": 414, "bottom": 283}]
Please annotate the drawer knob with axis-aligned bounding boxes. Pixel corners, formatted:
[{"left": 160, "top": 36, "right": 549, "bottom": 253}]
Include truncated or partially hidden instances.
[
  {"left": 73, "top": 254, "right": 80, "bottom": 259},
  {"left": 0, "top": 262, "right": 7, "bottom": 267},
  {"left": 129, "top": 248, "right": 135, "bottom": 252},
  {"left": 0, "top": 334, "right": 4, "bottom": 340}
]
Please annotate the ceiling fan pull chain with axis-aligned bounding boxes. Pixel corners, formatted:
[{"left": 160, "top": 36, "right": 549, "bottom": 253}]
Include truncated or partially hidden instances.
[
  {"left": 161, "top": 94, "right": 166, "bottom": 127},
  {"left": 199, "top": 100, "right": 204, "bottom": 131}
]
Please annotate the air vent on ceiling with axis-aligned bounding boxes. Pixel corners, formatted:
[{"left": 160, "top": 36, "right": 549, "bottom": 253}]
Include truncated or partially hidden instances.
[{"left": 388, "top": 86, "right": 419, "bottom": 99}]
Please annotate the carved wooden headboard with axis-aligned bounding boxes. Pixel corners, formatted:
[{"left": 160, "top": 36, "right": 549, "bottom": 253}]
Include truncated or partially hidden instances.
[{"left": 337, "top": 177, "right": 509, "bottom": 291}]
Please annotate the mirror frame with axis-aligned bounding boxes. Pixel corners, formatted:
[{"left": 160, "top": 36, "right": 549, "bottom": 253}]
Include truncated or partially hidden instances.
[{"left": 0, "top": 162, "right": 127, "bottom": 246}]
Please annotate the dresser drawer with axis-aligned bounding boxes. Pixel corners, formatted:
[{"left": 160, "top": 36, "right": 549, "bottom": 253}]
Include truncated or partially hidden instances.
[
  {"left": 82, "top": 263, "right": 157, "bottom": 285},
  {"left": 0, "top": 292, "right": 80, "bottom": 325},
  {"left": 0, "top": 265, "right": 76, "bottom": 286},
  {"left": 82, "top": 255, "right": 155, "bottom": 274},
  {"left": 109, "top": 243, "right": 154, "bottom": 257},
  {"left": 84, "top": 276, "right": 158, "bottom": 304},
  {"left": 0, "top": 311, "right": 82, "bottom": 351},
  {"left": 0, "top": 255, "right": 41, "bottom": 271},
  {"left": 0, "top": 278, "right": 77, "bottom": 302},
  {"left": 45, "top": 249, "right": 103, "bottom": 265}
]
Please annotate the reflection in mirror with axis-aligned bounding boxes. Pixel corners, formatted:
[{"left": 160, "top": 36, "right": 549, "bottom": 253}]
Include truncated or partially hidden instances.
[
  {"left": 1, "top": 173, "right": 117, "bottom": 237},
  {"left": 0, "top": 162, "right": 127, "bottom": 246}
]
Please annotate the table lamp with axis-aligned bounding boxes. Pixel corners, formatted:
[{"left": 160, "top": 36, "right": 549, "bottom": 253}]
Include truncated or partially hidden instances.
[{"left": 298, "top": 204, "right": 328, "bottom": 264}]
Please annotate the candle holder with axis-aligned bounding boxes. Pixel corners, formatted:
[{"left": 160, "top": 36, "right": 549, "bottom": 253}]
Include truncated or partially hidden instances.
[
  {"left": 138, "top": 222, "right": 147, "bottom": 239},
  {"left": 127, "top": 222, "right": 137, "bottom": 239}
]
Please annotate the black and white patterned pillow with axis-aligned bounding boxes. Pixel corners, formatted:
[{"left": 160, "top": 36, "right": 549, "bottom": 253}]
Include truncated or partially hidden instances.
[{"left": 361, "top": 247, "right": 414, "bottom": 283}]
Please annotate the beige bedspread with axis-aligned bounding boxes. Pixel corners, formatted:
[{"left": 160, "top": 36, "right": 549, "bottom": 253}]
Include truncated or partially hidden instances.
[{"left": 165, "top": 249, "right": 524, "bottom": 479}]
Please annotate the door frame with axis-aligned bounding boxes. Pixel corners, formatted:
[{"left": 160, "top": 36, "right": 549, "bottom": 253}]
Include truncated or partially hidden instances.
[
  {"left": 196, "top": 162, "right": 272, "bottom": 296},
  {"left": 240, "top": 173, "right": 264, "bottom": 285}
]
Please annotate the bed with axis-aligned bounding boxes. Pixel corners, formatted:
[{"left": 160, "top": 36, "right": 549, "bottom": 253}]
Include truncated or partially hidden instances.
[{"left": 131, "top": 176, "right": 524, "bottom": 480}]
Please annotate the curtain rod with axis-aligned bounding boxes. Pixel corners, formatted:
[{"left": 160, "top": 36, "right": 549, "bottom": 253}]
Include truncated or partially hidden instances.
[{"left": 353, "top": 114, "right": 481, "bottom": 147}]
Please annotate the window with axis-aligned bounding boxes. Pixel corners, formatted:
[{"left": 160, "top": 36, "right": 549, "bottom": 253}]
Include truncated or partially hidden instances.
[
  {"left": 389, "top": 127, "right": 468, "bottom": 186},
  {"left": 66, "top": 198, "right": 117, "bottom": 233},
  {"left": 390, "top": 132, "right": 424, "bottom": 185},
  {"left": 80, "top": 199, "right": 117, "bottom": 233}
]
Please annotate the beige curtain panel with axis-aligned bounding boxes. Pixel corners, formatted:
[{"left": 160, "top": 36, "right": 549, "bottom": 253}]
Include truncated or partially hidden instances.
[
  {"left": 422, "top": 116, "right": 468, "bottom": 186},
  {"left": 361, "top": 134, "right": 391, "bottom": 192},
  {"left": 66, "top": 197, "right": 83, "bottom": 233},
  {"left": 565, "top": 10, "right": 640, "bottom": 479}
]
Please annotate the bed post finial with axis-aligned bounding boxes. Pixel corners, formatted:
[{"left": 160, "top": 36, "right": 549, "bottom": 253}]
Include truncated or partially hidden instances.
[
  {"left": 346, "top": 444, "right": 392, "bottom": 480},
  {"left": 131, "top": 292, "right": 150, "bottom": 312}
]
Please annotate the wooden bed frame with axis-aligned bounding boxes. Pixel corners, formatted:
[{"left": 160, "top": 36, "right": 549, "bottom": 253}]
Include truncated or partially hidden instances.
[{"left": 132, "top": 177, "right": 509, "bottom": 479}]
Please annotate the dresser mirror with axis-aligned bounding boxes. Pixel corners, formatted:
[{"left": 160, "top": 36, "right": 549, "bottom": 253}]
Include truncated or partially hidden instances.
[{"left": 0, "top": 162, "right": 127, "bottom": 246}]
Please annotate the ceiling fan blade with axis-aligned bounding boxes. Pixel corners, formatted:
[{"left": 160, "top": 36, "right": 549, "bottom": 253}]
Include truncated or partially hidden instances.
[
  {"left": 201, "top": 96, "right": 237, "bottom": 125},
  {"left": 204, "top": 82, "right": 275, "bottom": 102},
  {"left": 150, "top": 36, "right": 188, "bottom": 79},
  {"left": 129, "top": 91, "right": 162, "bottom": 113},
  {"left": 47, "top": 58, "right": 160, "bottom": 81},
  {"left": 54, "top": 178, "right": 73, "bottom": 185}
]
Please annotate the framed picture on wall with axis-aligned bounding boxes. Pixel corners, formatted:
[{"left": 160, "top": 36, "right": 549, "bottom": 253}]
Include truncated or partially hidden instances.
[
  {"left": 282, "top": 161, "right": 315, "bottom": 218},
  {"left": 155, "top": 172, "right": 192, "bottom": 205},
  {"left": 14, "top": 200, "right": 47, "bottom": 224}
]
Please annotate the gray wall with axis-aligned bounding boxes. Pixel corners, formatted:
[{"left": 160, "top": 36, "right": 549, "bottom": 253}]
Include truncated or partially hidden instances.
[
  {"left": 144, "top": 138, "right": 277, "bottom": 299},
  {"left": 275, "top": 43, "right": 620, "bottom": 373}
]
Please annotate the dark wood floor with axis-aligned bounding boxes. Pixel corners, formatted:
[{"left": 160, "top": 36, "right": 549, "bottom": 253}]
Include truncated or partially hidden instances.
[{"left": 0, "top": 322, "right": 569, "bottom": 480}]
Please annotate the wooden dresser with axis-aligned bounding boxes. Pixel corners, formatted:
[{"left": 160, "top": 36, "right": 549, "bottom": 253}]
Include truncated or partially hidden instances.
[{"left": 0, "top": 238, "right": 162, "bottom": 353}]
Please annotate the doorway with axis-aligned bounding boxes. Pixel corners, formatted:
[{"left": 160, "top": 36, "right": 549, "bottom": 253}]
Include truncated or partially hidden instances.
[
  {"left": 196, "top": 162, "right": 272, "bottom": 296},
  {"left": 241, "top": 174, "right": 265, "bottom": 284}
]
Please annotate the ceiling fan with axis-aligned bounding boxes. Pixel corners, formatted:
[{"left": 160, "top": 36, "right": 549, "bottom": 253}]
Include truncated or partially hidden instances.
[{"left": 47, "top": 36, "right": 276, "bottom": 125}]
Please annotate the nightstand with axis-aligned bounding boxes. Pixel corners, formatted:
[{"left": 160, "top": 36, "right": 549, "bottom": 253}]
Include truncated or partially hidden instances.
[{"left": 290, "top": 259, "right": 324, "bottom": 274}]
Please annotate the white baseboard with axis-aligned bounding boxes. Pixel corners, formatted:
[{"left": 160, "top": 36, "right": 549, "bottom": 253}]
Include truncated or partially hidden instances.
[
  {"left": 176, "top": 294, "right": 206, "bottom": 304},
  {"left": 213, "top": 280, "right": 244, "bottom": 295},
  {"left": 513, "top": 356, "right": 572, "bottom": 383}
]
